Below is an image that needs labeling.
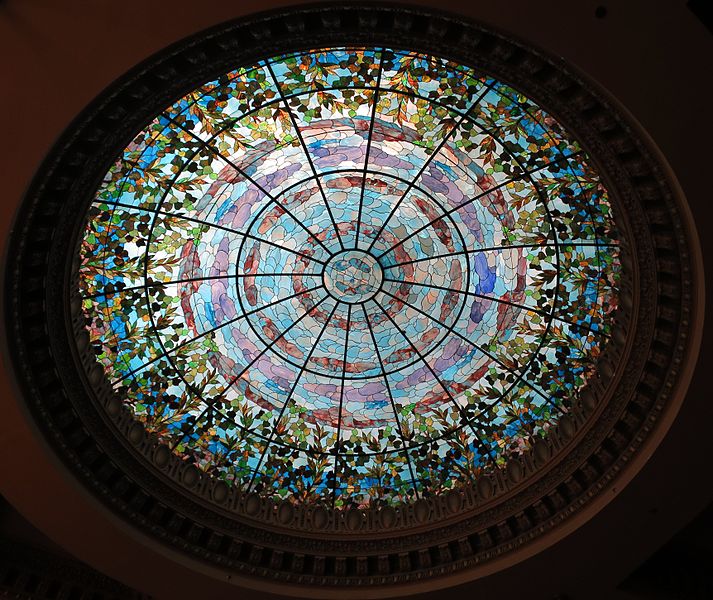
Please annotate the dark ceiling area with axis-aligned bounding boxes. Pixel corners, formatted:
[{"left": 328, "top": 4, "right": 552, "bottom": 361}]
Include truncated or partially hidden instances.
[
  {"left": 0, "top": 1, "right": 711, "bottom": 599},
  {"left": 0, "top": 496, "right": 148, "bottom": 600},
  {"left": 619, "top": 501, "right": 713, "bottom": 599},
  {"left": 688, "top": 0, "right": 713, "bottom": 34}
]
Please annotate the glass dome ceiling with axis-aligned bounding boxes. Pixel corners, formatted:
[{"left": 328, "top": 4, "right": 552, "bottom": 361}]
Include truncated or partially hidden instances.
[{"left": 79, "top": 47, "right": 620, "bottom": 508}]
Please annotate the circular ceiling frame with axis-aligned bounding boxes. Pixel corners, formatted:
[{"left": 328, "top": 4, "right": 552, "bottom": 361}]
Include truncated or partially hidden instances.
[{"left": 3, "top": 4, "right": 701, "bottom": 597}]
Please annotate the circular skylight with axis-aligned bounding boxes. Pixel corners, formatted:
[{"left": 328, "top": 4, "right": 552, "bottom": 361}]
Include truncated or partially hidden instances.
[{"left": 79, "top": 47, "right": 620, "bottom": 508}]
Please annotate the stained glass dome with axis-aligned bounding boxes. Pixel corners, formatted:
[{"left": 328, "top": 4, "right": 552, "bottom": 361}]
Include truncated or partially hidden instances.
[{"left": 79, "top": 47, "right": 620, "bottom": 508}]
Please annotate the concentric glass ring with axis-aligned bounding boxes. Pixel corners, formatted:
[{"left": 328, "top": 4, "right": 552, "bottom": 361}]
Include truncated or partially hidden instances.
[{"left": 79, "top": 47, "right": 621, "bottom": 507}]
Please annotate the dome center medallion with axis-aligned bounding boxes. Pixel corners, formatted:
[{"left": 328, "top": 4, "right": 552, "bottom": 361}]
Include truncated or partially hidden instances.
[{"left": 322, "top": 250, "right": 383, "bottom": 304}]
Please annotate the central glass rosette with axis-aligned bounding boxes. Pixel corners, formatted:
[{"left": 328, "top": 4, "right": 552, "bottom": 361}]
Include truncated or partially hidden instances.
[
  {"left": 79, "top": 47, "right": 620, "bottom": 508},
  {"left": 322, "top": 250, "right": 383, "bottom": 303}
]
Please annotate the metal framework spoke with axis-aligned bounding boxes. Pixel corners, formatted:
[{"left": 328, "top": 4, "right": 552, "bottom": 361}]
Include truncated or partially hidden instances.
[
  {"left": 85, "top": 272, "right": 323, "bottom": 300},
  {"left": 265, "top": 61, "right": 345, "bottom": 250},
  {"left": 381, "top": 241, "right": 618, "bottom": 270},
  {"left": 247, "top": 302, "right": 340, "bottom": 490},
  {"left": 383, "top": 277, "right": 601, "bottom": 336},
  {"left": 332, "top": 304, "right": 353, "bottom": 506},
  {"left": 362, "top": 305, "right": 420, "bottom": 496},
  {"left": 384, "top": 277, "right": 552, "bottom": 318},
  {"left": 354, "top": 50, "right": 385, "bottom": 250},
  {"left": 371, "top": 297, "right": 499, "bottom": 466}
]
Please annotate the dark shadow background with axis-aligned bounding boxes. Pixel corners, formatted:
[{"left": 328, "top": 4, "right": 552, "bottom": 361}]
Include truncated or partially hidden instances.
[{"left": 0, "top": 1, "right": 711, "bottom": 598}]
